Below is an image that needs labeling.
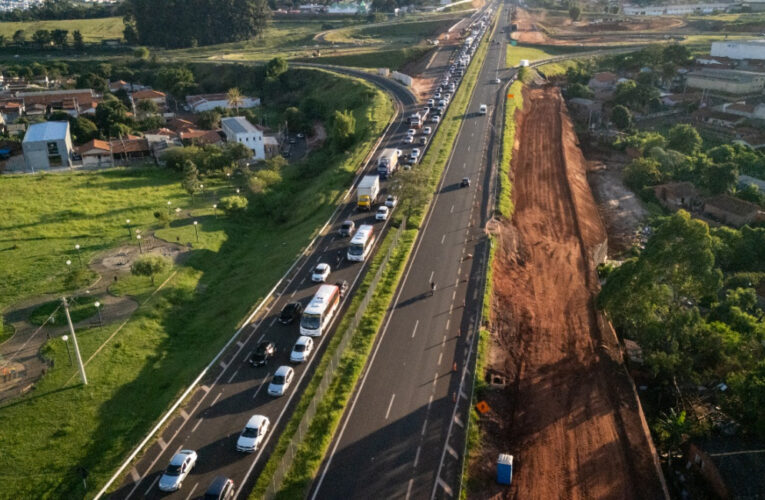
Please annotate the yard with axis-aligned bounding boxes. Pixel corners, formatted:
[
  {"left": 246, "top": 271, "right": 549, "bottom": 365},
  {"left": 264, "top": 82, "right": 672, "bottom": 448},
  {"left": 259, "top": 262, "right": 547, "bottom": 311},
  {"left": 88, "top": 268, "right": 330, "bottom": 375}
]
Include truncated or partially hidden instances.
[{"left": 0, "top": 71, "right": 393, "bottom": 498}]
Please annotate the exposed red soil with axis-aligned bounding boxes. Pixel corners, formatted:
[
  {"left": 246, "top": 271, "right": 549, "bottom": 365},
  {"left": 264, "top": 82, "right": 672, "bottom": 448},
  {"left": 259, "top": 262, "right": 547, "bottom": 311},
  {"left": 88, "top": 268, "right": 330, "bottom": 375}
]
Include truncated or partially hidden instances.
[{"left": 470, "top": 86, "right": 667, "bottom": 499}]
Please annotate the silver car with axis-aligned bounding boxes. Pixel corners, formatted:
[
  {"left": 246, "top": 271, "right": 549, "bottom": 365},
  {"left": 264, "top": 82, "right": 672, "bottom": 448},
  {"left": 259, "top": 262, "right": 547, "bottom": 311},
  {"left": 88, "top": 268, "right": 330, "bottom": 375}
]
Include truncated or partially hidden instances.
[{"left": 158, "top": 450, "right": 197, "bottom": 492}]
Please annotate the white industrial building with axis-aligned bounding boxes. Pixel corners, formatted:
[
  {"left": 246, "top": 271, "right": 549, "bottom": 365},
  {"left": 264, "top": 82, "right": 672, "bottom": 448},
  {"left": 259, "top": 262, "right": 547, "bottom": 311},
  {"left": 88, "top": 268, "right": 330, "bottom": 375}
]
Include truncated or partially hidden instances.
[
  {"left": 221, "top": 116, "right": 266, "bottom": 160},
  {"left": 711, "top": 40, "right": 765, "bottom": 61},
  {"left": 22, "top": 121, "right": 73, "bottom": 171},
  {"left": 686, "top": 68, "right": 765, "bottom": 95},
  {"left": 623, "top": 3, "right": 731, "bottom": 15}
]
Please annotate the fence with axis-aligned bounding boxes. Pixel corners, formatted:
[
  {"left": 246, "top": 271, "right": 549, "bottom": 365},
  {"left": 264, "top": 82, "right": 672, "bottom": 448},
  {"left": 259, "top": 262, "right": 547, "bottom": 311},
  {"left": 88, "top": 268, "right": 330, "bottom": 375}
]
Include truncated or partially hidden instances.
[{"left": 263, "top": 217, "right": 407, "bottom": 499}]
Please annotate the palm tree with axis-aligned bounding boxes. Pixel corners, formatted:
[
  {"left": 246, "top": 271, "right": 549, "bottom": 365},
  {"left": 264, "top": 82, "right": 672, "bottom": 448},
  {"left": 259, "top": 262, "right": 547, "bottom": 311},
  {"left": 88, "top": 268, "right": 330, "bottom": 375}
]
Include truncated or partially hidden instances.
[{"left": 227, "top": 87, "right": 244, "bottom": 114}]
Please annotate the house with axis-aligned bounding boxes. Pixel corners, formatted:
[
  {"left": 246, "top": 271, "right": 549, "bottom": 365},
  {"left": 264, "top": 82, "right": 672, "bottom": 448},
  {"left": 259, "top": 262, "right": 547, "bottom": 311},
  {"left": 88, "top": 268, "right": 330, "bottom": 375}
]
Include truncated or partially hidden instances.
[
  {"left": 109, "top": 137, "right": 152, "bottom": 163},
  {"left": 17, "top": 89, "right": 98, "bottom": 116},
  {"left": 588, "top": 72, "right": 618, "bottom": 91},
  {"left": 264, "top": 135, "right": 280, "bottom": 159},
  {"left": 0, "top": 100, "right": 24, "bottom": 122},
  {"left": 685, "top": 438, "right": 765, "bottom": 499},
  {"left": 185, "top": 93, "right": 260, "bottom": 113},
  {"left": 686, "top": 69, "right": 765, "bottom": 95},
  {"left": 221, "top": 116, "right": 266, "bottom": 160},
  {"left": 145, "top": 134, "right": 183, "bottom": 156},
  {"left": 734, "top": 128, "right": 765, "bottom": 149},
  {"left": 653, "top": 182, "right": 700, "bottom": 211},
  {"left": 109, "top": 80, "right": 147, "bottom": 93},
  {"left": 22, "top": 121, "right": 73, "bottom": 170},
  {"left": 661, "top": 93, "right": 701, "bottom": 107},
  {"left": 130, "top": 89, "right": 167, "bottom": 109},
  {"left": 738, "top": 174, "right": 765, "bottom": 192},
  {"left": 704, "top": 194, "right": 762, "bottom": 227},
  {"left": 167, "top": 117, "right": 197, "bottom": 132},
  {"left": 179, "top": 128, "right": 224, "bottom": 146},
  {"left": 77, "top": 139, "right": 113, "bottom": 167},
  {"left": 693, "top": 109, "right": 745, "bottom": 128}
]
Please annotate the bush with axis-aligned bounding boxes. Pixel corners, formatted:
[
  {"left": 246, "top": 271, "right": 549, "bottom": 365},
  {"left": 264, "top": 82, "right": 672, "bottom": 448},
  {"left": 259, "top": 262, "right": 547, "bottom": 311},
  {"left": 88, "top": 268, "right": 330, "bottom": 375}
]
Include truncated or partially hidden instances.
[{"left": 218, "top": 195, "right": 248, "bottom": 214}]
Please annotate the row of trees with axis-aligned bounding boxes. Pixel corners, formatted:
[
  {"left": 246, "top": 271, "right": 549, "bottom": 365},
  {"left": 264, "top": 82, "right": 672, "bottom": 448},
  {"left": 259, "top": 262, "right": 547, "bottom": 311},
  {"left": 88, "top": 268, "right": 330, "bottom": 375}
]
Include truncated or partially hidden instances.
[
  {"left": 124, "top": 0, "right": 270, "bottom": 48},
  {"left": 5, "top": 29, "right": 85, "bottom": 51}
]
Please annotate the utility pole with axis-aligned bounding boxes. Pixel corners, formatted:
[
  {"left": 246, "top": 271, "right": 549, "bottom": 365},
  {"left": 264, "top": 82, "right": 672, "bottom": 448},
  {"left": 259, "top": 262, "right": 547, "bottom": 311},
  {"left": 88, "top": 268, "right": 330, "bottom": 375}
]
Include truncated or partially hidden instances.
[{"left": 62, "top": 297, "right": 88, "bottom": 385}]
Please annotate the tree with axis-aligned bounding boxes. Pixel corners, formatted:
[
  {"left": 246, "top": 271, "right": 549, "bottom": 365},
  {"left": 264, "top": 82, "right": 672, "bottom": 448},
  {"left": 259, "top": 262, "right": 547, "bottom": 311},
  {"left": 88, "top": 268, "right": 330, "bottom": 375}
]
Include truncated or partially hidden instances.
[
  {"left": 331, "top": 109, "right": 356, "bottom": 150},
  {"left": 182, "top": 160, "right": 202, "bottom": 202},
  {"left": 218, "top": 195, "right": 248, "bottom": 215},
  {"left": 737, "top": 183, "right": 764, "bottom": 205},
  {"left": 565, "top": 83, "right": 593, "bottom": 99},
  {"left": 156, "top": 66, "right": 196, "bottom": 96},
  {"left": 226, "top": 87, "right": 244, "bottom": 114},
  {"left": 653, "top": 409, "right": 691, "bottom": 466},
  {"left": 12, "top": 29, "right": 25, "bottom": 45},
  {"left": 611, "top": 105, "right": 633, "bottom": 131},
  {"left": 727, "top": 360, "right": 765, "bottom": 437},
  {"left": 668, "top": 124, "right": 702, "bottom": 155},
  {"left": 133, "top": 46, "right": 150, "bottom": 60},
  {"left": 266, "top": 56, "right": 288, "bottom": 80},
  {"left": 395, "top": 167, "right": 431, "bottom": 221},
  {"left": 32, "top": 29, "right": 52, "bottom": 49},
  {"left": 51, "top": 29, "right": 68, "bottom": 49},
  {"left": 197, "top": 110, "right": 221, "bottom": 130},
  {"left": 284, "top": 106, "right": 308, "bottom": 134},
  {"left": 95, "top": 98, "right": 131, "bottom": 137},
  {"left": 72, "top": 30, "right": 84, "bottom": 51},
  {"left": 131, "top": 255, "right": 169, "bottom": 285},
  {"left": 623, "top": 157, "right": 662, "bottom": 191},
  {"left": 136, "top": 99, "right": 159, "bottom": 116},
  {"left": 569, "top": 4, "right": 581, "bottom": 21},
  {"left": 703, "top": 161, "right": 738, "bottom": 195},
  {"left": 517, "top": 66, "right": 530, "bottom": 82}
]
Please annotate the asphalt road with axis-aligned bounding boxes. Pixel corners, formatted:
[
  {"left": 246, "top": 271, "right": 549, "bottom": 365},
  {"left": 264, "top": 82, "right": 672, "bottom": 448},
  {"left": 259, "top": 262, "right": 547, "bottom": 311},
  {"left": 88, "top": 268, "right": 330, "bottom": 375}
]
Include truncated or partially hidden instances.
[
  {"left": 105, "top": 23, "right": 483, "bottom": 500},
  {"left": 310, "top": 4, "right": 511, "bottom": 500}
]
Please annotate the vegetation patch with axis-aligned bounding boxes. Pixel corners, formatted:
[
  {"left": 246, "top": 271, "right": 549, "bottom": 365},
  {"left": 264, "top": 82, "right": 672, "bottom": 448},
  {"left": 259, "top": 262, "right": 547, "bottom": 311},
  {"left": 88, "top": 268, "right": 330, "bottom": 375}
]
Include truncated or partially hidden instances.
[
  {"left": 298, "top": 45, "right": 433, "bottom": 71},
  {"left": 28, "top": 296, "right": 98, "bottom": 326},
  {"left": 0, "top": 16, "right": 125, "bottom": 42},
  {"left": 498, "top": 80, "right": 524, "bottom": 218}
]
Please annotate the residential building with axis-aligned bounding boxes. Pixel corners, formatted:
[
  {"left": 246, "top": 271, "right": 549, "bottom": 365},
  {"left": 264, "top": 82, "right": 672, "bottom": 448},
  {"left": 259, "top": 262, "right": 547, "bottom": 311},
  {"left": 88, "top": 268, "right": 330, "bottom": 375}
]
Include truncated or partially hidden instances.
[
  {"left": 179, "top": 128, "right": 224, "bottom": 146},
  {"left": 17, "top": 89, "right": 98, "bottom": 116},
  {"left": 77, "top": 139, "right": 113, "bottom": 167},
  {"left": 623, "top": 3, "right": 730, "bottom": 15},
  {"left": 0, "top": 100, "right": 24, "bottom": 122},
  {"left": 711, "top": 40, "right": 765, "bottom": 61},
  {"left": 734, "top": 128, "right": 765, "bottom": 149},
  {"left": 22, "top": 121, "right": 73, "bottom": 170},
  {"left": 588, "top": 71, "right": 618, "bottom": 91},
  {"left": 703, "top": 194, "right": 762, "bottom": 227},
  {"left": 653, "top": 182, "right": 700, "bottom": 211},
  {"left": 186, "top": 93, "right": 260, "bottom": 113},
  {"left": 130, "top": 89, "right": 167, "bottom": 109},
  {"left": 693, "top": 108, "right": 745, "bottom": 128},
  {"left": 738, "top": 174, "right": 765, "bottom": 191},
  {"left": 685, "top": 438, "right": 765, "bottom": 499},
  {"left": 686, "top": 69, "right": 765, "bottom": 95},
  {"left": 221, "top": 116, "right": 266, "bottom": 160},
  {"left": 264, "top": 135, "right": 280, "bottom": 158},
  {"left": 110, "top": 137, "right": 151, "bottom": 163}
]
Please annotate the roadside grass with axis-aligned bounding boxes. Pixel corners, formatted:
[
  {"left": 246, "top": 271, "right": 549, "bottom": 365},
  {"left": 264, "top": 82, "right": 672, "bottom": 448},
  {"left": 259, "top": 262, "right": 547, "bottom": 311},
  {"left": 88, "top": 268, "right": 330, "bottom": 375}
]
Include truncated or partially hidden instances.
[
  {"left": 252, "top": 10, "right": 498, "bottom": 499},
  {"left": 0, "top": 321, "right": 14, "bottom": 345},
  {"left": 498, "top": 80, "right": 523, "bottom": 218},
  {"left": 297, "top": 45, "right": 434, "bottom": 71},
  {"left": 28, "top": 295, "right": 98, "bottom": 326},
  {"left": 505, "top": 44, "right": 593, "bottom": 68},
  {"left": 536, "top": 58, "right": 582, "bottom": 77},
  {"left": 0, "top": 71, "right": 393, "bottom": 499},
  {"left": 681, "top": 33, "right": 752, "bottom": 48},
  {"left": 323, "top": 17, "right": 462, "bottom": 44},
  {"left": 0, "top": 17, "right": 124, "bottom": 42}
]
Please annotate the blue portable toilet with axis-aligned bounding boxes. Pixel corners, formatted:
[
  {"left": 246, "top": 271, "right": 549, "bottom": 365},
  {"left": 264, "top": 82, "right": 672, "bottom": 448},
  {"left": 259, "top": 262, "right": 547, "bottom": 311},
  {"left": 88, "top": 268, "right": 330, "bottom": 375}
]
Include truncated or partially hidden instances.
[{"left": 497, "top": 453, "right": 513, "bottom": 485}]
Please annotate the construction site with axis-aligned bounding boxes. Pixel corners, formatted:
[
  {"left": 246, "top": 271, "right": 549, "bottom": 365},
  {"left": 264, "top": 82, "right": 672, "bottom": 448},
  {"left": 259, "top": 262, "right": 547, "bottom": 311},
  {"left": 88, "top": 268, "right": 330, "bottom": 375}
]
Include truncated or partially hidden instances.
[{"left": 471, "top": 86, "right": 668, "bottom": 499}]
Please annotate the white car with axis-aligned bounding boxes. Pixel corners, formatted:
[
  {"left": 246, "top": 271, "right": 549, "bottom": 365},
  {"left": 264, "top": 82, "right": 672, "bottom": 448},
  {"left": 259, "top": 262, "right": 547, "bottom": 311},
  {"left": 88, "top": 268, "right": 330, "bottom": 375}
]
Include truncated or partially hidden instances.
[
  {"left": 396, "top": 149, "right": 403, "bottom": 157},
  {"left": 290, "top": 336, "right": 314, "bottom": 363},
  {"left": 438, "top": 99, "right": 448, "bottom": 108},
  {"left": 411, "top": 148, "right": 421, "bottom": 158},
  {"left": 407, "top": 129, "right": 416, "bottom": 137},
  {"left": 431, "top": 115, "right": 440, "bottom": 124},
  {"left": 158, "top": 450, "right": 198, "bottom": 492},
  {"left": 434, "top": 92, "right": 442, "bottom": 99},
  {"left": 385, "top": 195, "right": 397, "bottom": 208},
  {"left": 376, "top": 206, "right": 389, "bottom": 221},
  {"left": 494, "top": 77, "right": 501, "bottom": 84},
  {"left": 236, "top": 415, "right": 270, "bottom": 452},
  {"left": 268, "top": 366, "right": 295, "bottom": 396},
  {"left": 311, "top": 263, "right": 331, "bottom": 282},
  {"left": 403, "top": 135, "right": 414, "bottom": 144},
  {"left": 423, "top": 126, "right": 432, "bottom": 135},
  {"left": 444, "top": 93, "right": 452, "bottom": 101},
  {"left": 427, "top": 98, "right": 435, "bottom": 106}
]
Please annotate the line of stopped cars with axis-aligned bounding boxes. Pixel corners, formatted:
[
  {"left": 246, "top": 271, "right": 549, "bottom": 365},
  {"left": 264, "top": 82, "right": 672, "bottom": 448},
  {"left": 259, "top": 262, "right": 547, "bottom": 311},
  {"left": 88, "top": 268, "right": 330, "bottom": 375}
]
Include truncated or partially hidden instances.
[{"left": 154, "top": 17, "right": 493, "bottom": 497}]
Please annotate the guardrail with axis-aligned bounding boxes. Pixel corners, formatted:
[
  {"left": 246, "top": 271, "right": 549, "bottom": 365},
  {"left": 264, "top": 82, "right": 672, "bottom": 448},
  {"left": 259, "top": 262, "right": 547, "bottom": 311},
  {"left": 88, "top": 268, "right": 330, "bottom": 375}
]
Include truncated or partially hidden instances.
[{"left": 263, "top": 218, "right": 407, "bottom": 499}]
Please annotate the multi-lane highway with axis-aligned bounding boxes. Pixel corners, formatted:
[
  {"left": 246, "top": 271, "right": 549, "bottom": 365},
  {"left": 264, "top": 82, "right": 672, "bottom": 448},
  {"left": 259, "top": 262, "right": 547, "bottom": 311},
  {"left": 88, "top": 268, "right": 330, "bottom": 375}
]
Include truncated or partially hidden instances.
[
  {"left": 103, "top": 16, "right": 478, "bottom": 500},
  {"left": 310, "top": 3, "right": 511, "bottom": 499}
]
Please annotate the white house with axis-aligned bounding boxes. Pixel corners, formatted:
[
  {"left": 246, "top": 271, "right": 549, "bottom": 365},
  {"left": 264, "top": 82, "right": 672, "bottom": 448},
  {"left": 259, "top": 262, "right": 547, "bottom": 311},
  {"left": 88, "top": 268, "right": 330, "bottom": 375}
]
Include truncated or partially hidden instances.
[
  {"left": 186, "top": 93, "right": 261, "bottom": 113},
  {"left": 221, "top": 116, "right": 266, "bottom": 160},
  {"left": 22, "top": 121, "right": 73, "bottom": 170}
]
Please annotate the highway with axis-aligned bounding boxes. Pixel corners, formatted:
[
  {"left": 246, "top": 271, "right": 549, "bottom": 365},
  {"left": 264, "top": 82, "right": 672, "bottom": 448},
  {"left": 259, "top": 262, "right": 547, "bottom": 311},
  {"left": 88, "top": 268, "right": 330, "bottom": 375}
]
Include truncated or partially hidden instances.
[
  {"left": 103, "top": 18, "right": 472, "bottom": 500},
  {"left": 310, "top": 3, "right": 511, "bottom": 499}
]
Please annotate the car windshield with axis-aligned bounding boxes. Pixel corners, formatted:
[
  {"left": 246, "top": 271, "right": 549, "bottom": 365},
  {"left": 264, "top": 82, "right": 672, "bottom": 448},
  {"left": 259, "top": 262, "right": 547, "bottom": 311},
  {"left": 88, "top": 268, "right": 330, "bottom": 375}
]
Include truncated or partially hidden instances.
[
  {"left": 272, "top": 375, "right": 285, "bottom": 385},
  {"left": 256, "top": 343, "right": 269, "bottom": 354},
  {"left": 165, "top": 464, "right": 182, "bottom": 476},
  {"left": 342, "top": 222, "right": 352, "bottom": 230},
  {"left": 242, "top": 426, "right": 258, "bottom": 438},
  {"left": 294, "top": 345, "right": 305, "bottom": 353},
  {"left": 349, "top": 243, "right": 364, "bottom": 256},
  {"left": 314, "top": 266, "right": 325, "bottom": 274},
  {"left": 301, "top": 313, "right": 321, "bottom": 330}
]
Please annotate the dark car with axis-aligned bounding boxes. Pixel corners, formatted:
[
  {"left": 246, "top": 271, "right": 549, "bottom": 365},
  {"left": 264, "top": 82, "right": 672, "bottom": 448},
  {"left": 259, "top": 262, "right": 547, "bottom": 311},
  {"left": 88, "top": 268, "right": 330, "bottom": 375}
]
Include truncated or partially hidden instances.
[
  {"left": 339, "top": 220, "right": 356, "bottom": 237},
  {"left": 249, "top": 341, "right": 276, "bottom": 367},
  {"left": 279, "top": 302, "right": 303, "bottom": 324},
  {"left": 335, "top": 280, "right": 349, "bottom": 298},
  {"left": 204, "top": 476, "right": 234, "bottom": 500},
  {"left": 461, "top": 177, "right": 470, "bottom": 187}
]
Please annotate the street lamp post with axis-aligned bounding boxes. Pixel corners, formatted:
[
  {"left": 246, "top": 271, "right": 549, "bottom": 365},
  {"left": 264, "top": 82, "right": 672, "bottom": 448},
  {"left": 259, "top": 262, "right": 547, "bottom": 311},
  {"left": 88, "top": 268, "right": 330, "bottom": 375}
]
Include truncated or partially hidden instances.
[
  {"left": 136, "top": 234, "right": 143, "bottom": 254},
  {"left": 126, "top": 219, "right": 132, "bottom": 238},
  {"left": 75, "top": 244, "right": 82, "bottom": 267},
  {"left": 212, "top": 203, "right": 217, "bottom": 219},
  {"left": 94, "top": 301, "right": 103, "bottom": 328},
  {"left": 66, "top": 259, "right": 72, "bottom": 272},
  {"left": 167, "top": 200, "right": 172, "bottom": 214},
  {"left": 192, "top": 220, "right": 199, "bottom": 242},
  {"left": 61, "top": 334, "right": 72, "bottom": 366}
]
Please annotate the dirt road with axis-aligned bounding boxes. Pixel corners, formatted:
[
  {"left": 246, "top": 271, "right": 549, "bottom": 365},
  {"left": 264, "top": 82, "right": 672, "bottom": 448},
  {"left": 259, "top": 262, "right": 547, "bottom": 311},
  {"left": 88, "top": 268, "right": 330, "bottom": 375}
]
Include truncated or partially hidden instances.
[{"left": 472, "top": 86, "right": 666, "bottom": 499}]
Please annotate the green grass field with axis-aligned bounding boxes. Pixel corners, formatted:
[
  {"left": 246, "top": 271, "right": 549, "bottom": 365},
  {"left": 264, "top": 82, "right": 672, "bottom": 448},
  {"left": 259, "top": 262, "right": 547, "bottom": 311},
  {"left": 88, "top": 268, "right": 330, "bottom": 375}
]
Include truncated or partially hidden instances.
[
  {"left": 0, "top": 17, "right": 125, "bottom": 42},
  {"left": 298, "top": 45, "right": 433, "bottom": 70},
  {"left": 323, "top": 17, "right": 461, "bottom": 44},
  {"left": 0, "top": 70, "right": 394, "bottom": 498},
  {"left": 505, "top": 44, "right": 578, "bottom": 67}
]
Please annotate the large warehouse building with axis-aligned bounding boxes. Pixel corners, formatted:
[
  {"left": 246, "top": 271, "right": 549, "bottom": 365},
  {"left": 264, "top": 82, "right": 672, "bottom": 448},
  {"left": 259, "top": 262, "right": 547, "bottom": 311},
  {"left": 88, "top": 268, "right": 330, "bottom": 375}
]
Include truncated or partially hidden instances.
[{"left": 711, "top": 40, "right": 765, "bottom": 61}]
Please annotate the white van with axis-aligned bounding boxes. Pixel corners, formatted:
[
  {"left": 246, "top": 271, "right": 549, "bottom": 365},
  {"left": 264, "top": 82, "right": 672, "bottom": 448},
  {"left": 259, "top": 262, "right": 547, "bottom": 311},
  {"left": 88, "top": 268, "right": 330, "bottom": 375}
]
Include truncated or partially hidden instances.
[{"left": 479, "top": 104, "right": 488, "bottom": 115}]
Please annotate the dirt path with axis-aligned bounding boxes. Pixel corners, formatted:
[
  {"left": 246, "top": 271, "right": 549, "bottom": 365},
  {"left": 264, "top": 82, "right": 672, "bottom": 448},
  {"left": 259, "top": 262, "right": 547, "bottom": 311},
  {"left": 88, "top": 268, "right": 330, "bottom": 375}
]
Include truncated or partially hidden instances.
[{"left": 472, "top": 86, "right": 666, "bottom": 499}]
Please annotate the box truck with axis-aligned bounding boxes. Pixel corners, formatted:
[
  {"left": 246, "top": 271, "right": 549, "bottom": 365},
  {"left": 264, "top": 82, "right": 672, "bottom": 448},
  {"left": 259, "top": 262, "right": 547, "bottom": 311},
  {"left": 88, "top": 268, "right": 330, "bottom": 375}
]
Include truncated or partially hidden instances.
[
  {"left": 357, "top": 175, "right": 380, "bottom": 210},
  {"left": 376, "top": 148, "right": 399, "bottom": 179}
]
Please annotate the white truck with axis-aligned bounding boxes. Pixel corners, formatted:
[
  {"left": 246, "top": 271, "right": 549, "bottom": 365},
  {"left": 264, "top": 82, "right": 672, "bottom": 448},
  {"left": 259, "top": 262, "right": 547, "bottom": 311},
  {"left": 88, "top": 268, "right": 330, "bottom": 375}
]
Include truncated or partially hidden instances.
[
  {"left": 357, "top": 174, "right": 380, "bottom": 210},
  {"left": 376, "top": 148, "right": 399, "bottom": 179}
]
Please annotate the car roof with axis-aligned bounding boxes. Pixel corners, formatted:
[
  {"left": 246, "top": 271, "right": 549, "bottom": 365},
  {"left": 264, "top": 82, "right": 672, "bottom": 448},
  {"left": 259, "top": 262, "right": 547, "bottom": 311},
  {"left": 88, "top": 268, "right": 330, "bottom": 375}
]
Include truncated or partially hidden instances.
[
  {"left": 171, "top": 450, "right": 194, "bottom": 465},
  {"left": 274, "top": 365, "right": 292, "bottom": 376},
  {"left": 315, "top": 263, "right": 328, "bottom": 269},
  {"left": 295, "top": 336, "right": 312, "bottom": 346},
  {"left": 378, "top": 206, "right": 388, "bottom": 211},
  {"left": 245, "top": 414, "right": 268, "bottom": 428},
  {"left": 342, "top": 220, "right": 353, "bottom": 226},
  {"left": 207, "top": 475, "right": 230, "bottom": 493}
]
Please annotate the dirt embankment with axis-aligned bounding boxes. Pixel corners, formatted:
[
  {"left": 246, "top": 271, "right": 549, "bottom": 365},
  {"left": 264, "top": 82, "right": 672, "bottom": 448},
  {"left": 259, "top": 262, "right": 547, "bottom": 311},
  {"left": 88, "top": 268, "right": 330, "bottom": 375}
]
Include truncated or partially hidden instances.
[{"left": 472, "top": 86, "right": 667, "bottom": 499}]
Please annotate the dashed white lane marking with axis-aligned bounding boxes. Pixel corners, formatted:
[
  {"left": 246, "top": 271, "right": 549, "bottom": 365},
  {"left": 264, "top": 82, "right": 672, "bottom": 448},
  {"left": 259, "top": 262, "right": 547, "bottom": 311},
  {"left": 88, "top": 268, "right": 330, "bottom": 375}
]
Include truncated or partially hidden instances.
[
  {"left": 414, "top": 446, "right": 422, "bottom": 468},
  {"left": 385, "top": 393, "right": 396, "bottom": 420},
  {"left": 269, "top": 317, "right": 277, "bottom": 327},
  {"left": 130, "top": 469, "right": 140, "bottom": 482},
  {"left": 180, "top": 409, "right": 189, "bottom": 420},
  {"left": 211, "top": 392, "right": 223, "bottom": 406},
  {"left": 290, "top": 289, "right": 297, "bottom": 297},
  {"left": 227, "top": 367, "right": 240, "bottom": 384},
  {"left": 428, "top": 393, "right": 434, "bottom": 409},
  {"left": 406, "top": 479, "right": 414, "bottom": 500},
  {"left": 422, "top": 419, "right": 428, "bottom": 436},
  {"left": 191, "top": 417, "right": 204, "bottom": 433},
  {"left": 445, "top": 319, "right": 450, "bottom": 330},
  {"left": 145, "top": 476, "right": 159, "bottom": 496},
  {"left": 412, "top": 320, "right": 419, "bottom": 339},
  {"left": 450, "top": 205, "right": 454, "bottom": 213},
  {"left": 429, "top": 270, "right": 434, "bottom": 282},
  {"left": 184, "top": 482, "right": 198, "bottom": 500},
  {"left": 441, "top": 234, "right": 446, "bottom": 244},
  {"left": 438, "top": 352, "right": 443, "bottom": 366},
  {"left": 437, "top": 477, "right": 454, "bottom": 497},
  {"left": 253, "top": 376, "right": 269, "bottom": 399}
]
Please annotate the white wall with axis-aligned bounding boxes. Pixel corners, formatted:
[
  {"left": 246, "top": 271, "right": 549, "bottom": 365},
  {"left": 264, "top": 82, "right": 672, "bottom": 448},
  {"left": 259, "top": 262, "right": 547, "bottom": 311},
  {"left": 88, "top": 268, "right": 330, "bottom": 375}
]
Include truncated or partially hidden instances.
[{"left": 711, "top": 41, "right": 765, "bottom": 61}]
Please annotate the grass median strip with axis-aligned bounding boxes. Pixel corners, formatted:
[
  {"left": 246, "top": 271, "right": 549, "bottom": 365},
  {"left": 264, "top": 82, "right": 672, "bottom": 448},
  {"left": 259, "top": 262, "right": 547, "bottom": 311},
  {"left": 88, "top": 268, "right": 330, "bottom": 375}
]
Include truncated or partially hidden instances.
[
  {"left": 498, "top": 80, "right": 524, "bottom": 218},
  {"left": 251, "top": 10, "right": 497, "bottom": 499}
]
